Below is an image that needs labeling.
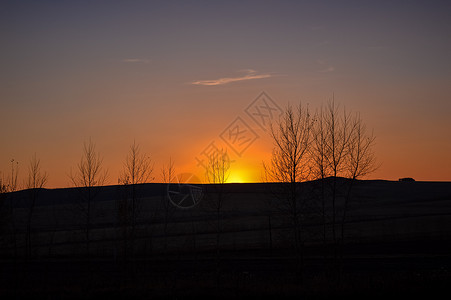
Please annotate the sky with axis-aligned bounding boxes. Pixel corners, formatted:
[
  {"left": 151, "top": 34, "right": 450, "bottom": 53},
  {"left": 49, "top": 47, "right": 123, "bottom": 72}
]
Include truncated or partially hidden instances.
[{"left": 1, "top": 0, "right": 451, "bottom": 188}]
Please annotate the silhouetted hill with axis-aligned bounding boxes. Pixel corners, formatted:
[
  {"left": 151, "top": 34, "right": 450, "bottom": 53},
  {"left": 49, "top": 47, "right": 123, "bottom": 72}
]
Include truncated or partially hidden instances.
[
  {"left": 1, "top": 180, "right": 451, "bottom": 298},
  {"left": 1, "top": 179, "right": 451, "bottom": 257}
]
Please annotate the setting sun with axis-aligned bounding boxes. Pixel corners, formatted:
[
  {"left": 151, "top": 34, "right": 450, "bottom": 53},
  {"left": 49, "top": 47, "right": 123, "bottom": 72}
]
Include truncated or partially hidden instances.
[
  {"left": 227, "top": 173, "right": 246, "bottom": 183},
  {"left": 219, "top": 158, "right": 263, "bottom": 184},
  {"left": 225, "top": 164, "right": 259, "bottom": 183}
]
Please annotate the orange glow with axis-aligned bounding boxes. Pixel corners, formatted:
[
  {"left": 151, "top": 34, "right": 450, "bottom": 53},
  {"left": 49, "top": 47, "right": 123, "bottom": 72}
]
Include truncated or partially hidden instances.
[
  {"left": 227, "top": 172, "right": 247, "bottom": 183},
  {"left": 226, "top": 159, "right": 264, "bottom": 183}
]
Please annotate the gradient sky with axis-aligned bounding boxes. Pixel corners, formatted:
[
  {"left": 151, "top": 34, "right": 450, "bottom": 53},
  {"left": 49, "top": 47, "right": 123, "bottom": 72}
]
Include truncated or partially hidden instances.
[{"left": 1, "top": 0, "right": 451, "bottom": 188}]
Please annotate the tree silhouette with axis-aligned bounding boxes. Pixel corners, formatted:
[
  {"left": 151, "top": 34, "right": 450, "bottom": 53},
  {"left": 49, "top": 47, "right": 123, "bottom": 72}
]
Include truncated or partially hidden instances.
[
  {"left": 340, "top": 112, "right": 378, "bottom": 245},
  {"left": 311, "top": 99, "right": 378, "bottom": 268},
  {"left": 205, "top": 147, "right": 230, "bottom": 287},
  {"left": 25, "top": 154, "right": 48, "bottom": 258},
  {"left": 263, "top": 103, "right": 314, "bottom": 275},
  {"left": 0, "top": 172, "right": 9, "bottom": 246},
  {"left": 160, "top": 157, "right": 176, "bottom": 254},
  {"left": 117, "top": 140, "right": 153, "bottom": 257},
  {"left": 1, "top": 160, "right": 19, "bottom": 258},
  {"left": 70, "top": 138, "right": 108, "bottom": 256},
  {"left": 161, "top": 156, "right": 175, "bottom": 184}
]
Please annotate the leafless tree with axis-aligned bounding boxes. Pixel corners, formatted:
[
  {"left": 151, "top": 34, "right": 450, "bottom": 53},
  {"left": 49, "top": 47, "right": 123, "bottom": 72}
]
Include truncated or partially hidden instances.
[
  {"left": 206, "top": 148, "right": 230, "bottom": 185},
  {"left": 0, "top": 172, "right": 9, "bottom": 242},
  {"left": 311, "top": 99, "right": 378, "bottom": 264},
  {"left": 25, "top": 154, "right": 48, "bottom": 258},
  {"left": 161, "top": 157, "right": 175, "bottom": 184},
  {"left": 263, "top": 103, "right": 314, "bottom": 271},
  {"left": 70, "top": 138, "right": 108, "bottom": 256},
  {"left": 340, "top": 113, "right": 378, "bottom": 243},
  {"left": 261, "top": 170, "right": 275, "bottom": 254},
  {"left": 160, "top": 157, "right": 176, "bottom": 253},
  {"left": 1, "top": 160, "right": 19, "bottom": 257},
  {"left": 205, "top": 147, "right": 230, "bottom": 284},
  {"left": 117, "top": 141, "right": 153, "bottom": 257},
  {"left": 26, "top": 155, "right": 48, "bottom": 190},
  {"left": 345, "top": 114, "right": 377, "bottom": 183},
  {"left": 0, "top": 175, "right": 7, "bottom": 194},
  {"left": 264, "top": 104, "right": 314, "bottom": 183},
  {"left": 311, "top": 105, "right": 330, "bottom": 247},
  {"left": 119, "top": 141, "right": 154, "bottom": 186},
  {"left": 8, "top": 159, "right": 19, "bottom": 193},
  {"left": 0, "top": 160, "right": 19, "bottom": 294},
  {"left": 206, "top": 148, "right": 230, "bottom": 241},
  {"left": 322, "top": 100, "right": 355, "bottom": 259}
]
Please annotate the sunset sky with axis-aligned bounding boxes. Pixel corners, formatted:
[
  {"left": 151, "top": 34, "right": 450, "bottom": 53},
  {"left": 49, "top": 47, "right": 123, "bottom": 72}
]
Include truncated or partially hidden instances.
[{"left": 1, "top": 0, "right": 451, "bottom": 188}]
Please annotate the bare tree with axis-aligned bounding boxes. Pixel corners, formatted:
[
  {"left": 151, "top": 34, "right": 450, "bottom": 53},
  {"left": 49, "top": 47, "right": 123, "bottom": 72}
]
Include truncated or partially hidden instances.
[
  {"left": 206, "top": 148, "right": 230, "bottom": 245},
  {"left": 70, "top": 139, "right": 108, "bottom": 256},
  {"left": 0, "top": 172, "right": 9, "bottom": 243},
  {"left": 0, "top": 159, "right": 19, "bottom": 192},
  {"left": 119, "top": 141, "right": 154, "bottom": 186},
  {"left": 340, "top": 113, "right": 378, "bottom": 243},
  {"left": 205, "top": 147, "right": 230, "bottom": 284},
  {"left": 263, "top": 103, "right": 314, "bottom": 271},
  {"left": 345, "top": 114, "right": 378, "bottom": 182},
  {"left": 261, "top": 171, "right": 275, "bottom": 254},
  {"left": 161, "top": 157, "right": 175, "bottom": 184},
  {"left": 206, "top": 148, "right": 230, "bottom": 185},
  {"left": 0, "top": 174, "right": 7, "bottom": 194},
  {"left": 117, "top": 141, "right": 153, "bottom": 257},
  {"left": 25, "top": 154, "right": 48, "bottom": 257},
  {"left": 311, "top": 99, "right": 378, "bottom": 266},
  {"left": 311, "top": 105, "right": 330, "bottom": 247},
  {"left": 322, "top": 100, "right": 356, "bottom": 259},
  {"left": 2, "top": 160, "right": 19, "bottom": 257},
  {"left": 26, "top": 155, "right": 48, "bottom": 189},
  {"left": 8, "top": 159, "right": 19, "bottom": 192},
  {"left": 160, "top": 157, "right": 175, "bottom": 253}
]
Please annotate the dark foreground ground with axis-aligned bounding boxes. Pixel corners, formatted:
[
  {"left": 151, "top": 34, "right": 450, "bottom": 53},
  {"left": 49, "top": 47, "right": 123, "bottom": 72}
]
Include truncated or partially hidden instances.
[
  {"left": 2, "top": 180, "right": 451, "bottom": 298},
  {"left": 2, "top": 240, "right": 451, "bottom": 299}
]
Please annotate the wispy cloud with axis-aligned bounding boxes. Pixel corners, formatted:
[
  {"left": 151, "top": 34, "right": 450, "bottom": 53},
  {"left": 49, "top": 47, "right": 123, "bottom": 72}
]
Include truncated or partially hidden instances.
[
  {"left": 192, "top": 69, "right": 273, "bottom": 86},
  {"left": 122, "top": 58, "right": 151, "bottom": 64},
  {"left": 317, "top": 59, "right": 335, "bottom": 73},
  {"left": 319, "top": 66, "right": 335, "bottom": 73}
]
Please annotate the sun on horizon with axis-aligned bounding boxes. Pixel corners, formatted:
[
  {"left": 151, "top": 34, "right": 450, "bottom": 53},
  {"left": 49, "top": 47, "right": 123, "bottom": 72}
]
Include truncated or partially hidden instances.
[
  {"left": 226, "top": 173, "right": 245, "bottom": 183},
  {"left": 226, "top": 168, "right": 257, "bottom": 183}
]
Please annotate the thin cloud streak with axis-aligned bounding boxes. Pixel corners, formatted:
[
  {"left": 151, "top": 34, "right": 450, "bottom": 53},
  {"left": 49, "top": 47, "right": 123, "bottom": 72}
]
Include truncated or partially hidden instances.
[
  {"left": 317, "top": 59, "right": 335, "bottom": 73},
  {"left": 319, "top": 66, "right": 335, "bottom": 73},
  {"left": 122, "top": 58, "right": 151, "bottom": 64},
  {"left": 192, "top": 70, "right": 273, "bottom": 86}
]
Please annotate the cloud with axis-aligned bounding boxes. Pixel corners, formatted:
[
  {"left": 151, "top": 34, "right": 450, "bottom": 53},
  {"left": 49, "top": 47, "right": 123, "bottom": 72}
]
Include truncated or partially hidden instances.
[
  {"left": 122, "top": 58, "right": 151, "bottom": 64},
  {"left": 319, "top": 66, "right": 335, "bottom": 73},
  {"left": 238, "top": 68, "right": 257, "bottom": 73},
  {"left": 192, "top": 70, "right": 273, "bottom": 86},
  {"left": 317, "top": 59, "right": 335, "bottom": 73}
]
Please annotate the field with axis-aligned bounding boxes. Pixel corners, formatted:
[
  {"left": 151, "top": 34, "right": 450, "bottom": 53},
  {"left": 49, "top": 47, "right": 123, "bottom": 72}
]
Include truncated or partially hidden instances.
[{"left": 1, "top": 179, "right": 451, "bottom": 298}]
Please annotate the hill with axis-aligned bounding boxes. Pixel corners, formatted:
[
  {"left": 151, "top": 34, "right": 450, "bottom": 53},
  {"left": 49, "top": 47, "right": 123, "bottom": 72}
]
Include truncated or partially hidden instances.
[{"left": 1, "top": 179, "right": 451, "bottom": 298}]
